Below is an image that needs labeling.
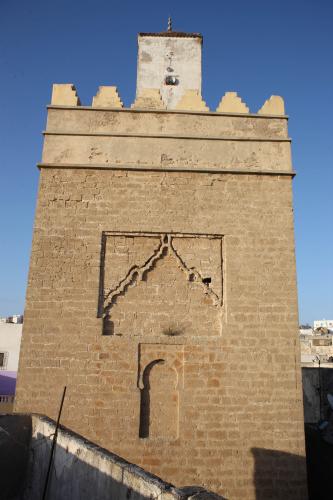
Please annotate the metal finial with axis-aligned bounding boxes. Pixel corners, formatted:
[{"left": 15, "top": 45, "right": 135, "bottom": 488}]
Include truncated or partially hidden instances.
[{"left": 167, "top": 16, "right": 172, "bottom": 32}]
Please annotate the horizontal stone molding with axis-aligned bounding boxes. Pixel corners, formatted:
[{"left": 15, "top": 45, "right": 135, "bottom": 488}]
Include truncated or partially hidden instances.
[
  {"left": 46, "top": 108, "right": 289, "bottom": 140},
  {"left": 42, "top": 134, "right": 292, "bottom": 170},
  {"left": 103, "top": 231, "right": 224, "bottom": 238},
  {"left": 47, "top": 104, "right": 289, "bottom": 119},
  {"left": 37, "top": 162, "right": 296, "bottom": 176},
  {"left": 42, "top": 131, "right": 291, "bottom": 142}
]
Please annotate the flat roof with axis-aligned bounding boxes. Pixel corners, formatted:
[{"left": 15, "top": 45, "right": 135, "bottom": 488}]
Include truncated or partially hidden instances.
[{"left": 139, "top": 32, "right": 202, "bottom": 41}]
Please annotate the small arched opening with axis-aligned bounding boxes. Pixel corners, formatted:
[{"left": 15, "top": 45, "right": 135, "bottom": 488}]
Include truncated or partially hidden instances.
[{"left": 139, "top": 359, "right": 179, "bottom": 439}]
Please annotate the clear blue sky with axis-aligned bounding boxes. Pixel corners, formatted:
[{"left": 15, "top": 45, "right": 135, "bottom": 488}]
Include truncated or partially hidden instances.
[{"left": 0, "top": 0, "right": 332, "bottom": 324}]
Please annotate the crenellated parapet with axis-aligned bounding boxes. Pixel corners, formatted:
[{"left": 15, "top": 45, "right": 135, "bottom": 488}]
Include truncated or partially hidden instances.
[
  {"left": 92, "top": 86, "right": 123, "bottom": 108},
  {"left": 42, "top": 86, "right": 292, "bottom": 176},
  {"left": 131, "top": 89, "right": 166, "bottom": 110},
  {"left": 258, "top": 95, "right": 285, "bottom": 115},
  {"left": 43, "top": 83, "right": 291, "bottom": 177},
  {"left": 51, "top": 84, "right": 81, "bottom": 106},
  {"left": 175, "top": 90, "right": 209, "bottom": 112},
  {"left": 49, "top": 84, "right": 286, "bottom": 116},
  {"left": 216, "top": 92, "right": 249, "bottom": 114}
]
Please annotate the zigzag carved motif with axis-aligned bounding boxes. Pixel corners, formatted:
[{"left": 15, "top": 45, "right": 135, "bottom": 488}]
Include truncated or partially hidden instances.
[{"left": 103, "top": 234, "right": 220, "bottom": 317}]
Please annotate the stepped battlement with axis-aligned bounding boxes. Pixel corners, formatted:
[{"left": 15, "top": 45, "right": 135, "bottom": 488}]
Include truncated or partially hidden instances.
[{"left": 51, "top": 83, "right": 286, "bottom": 116}]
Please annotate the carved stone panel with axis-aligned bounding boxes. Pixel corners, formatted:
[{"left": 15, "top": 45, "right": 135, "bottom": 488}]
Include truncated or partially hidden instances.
[
  {"left": 99, "top": 232, "right": 223, "bottom": 337},
  {"left": 138, "top": 343, "right": 184, "bottom": 440}
]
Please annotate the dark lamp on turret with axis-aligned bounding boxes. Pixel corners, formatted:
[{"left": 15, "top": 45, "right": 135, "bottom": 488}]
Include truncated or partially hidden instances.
[{"left": 165, "top": 75, "right": 178, "bottom": 85}]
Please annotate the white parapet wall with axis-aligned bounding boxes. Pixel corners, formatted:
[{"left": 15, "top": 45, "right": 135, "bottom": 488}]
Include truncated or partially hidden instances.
[
  {"left": 0, "top": 323, "right": 22, "bottom": 372},
  {"left": 0, "top": 322, "right": 22, "bottom": 412}
]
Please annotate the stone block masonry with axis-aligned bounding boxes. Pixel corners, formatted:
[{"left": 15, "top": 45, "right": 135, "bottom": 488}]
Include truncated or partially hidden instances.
[
  {"left": 101, "top": 232, "right": 223, "bottom": 337},
  {"left": 15, "top": 29, "right": 307, "bottom": 499}
]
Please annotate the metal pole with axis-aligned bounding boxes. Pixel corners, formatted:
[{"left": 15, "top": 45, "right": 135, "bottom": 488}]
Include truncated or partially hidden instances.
[
  {"left": 42, "top": 386, "right": 67, "bottom": 500},
  {"left": 318, "top": 359, "right": 322, "bottom": 420}
]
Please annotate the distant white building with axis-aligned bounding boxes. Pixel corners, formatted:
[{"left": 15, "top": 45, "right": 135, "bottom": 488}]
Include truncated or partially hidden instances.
[
  {"left": 301, "top": 353, "right": 317, "bottom": 364},
  {"left": 314, "top": 319, "right": 333, "bottom": 330},
  {"left": 0, "top": 323, "right": 22, "bottom": 370},
  {"left": 0, "top": 315, "right": 23, "bottom": 324},
  {"left": 7, "top": 314, "right": 23, "bottom": 324},
  {"left": 0, "top": 322, "right": 23, "bottom": 411},
  {"left": 300, "top": 327, "right": 313, "bottom": 335}
]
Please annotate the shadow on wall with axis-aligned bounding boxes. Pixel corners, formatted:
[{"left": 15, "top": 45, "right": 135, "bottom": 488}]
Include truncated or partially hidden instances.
[
  {"left": 28, "top": 435, "right": 222, "bottom": 500},
  {"left": 302, "top": 367, "right": 333, "bottom": 423},
  {"left": 0, "top": 413, "right": 223, "bottom": 500},
  {"left": 305, "top": 424, "right": 333, "bottom": 500},
  {"left": 252, "top": 448, "right": 308, "bottom": 500},
  {"left": 27, "top": 435, "right": 159, "bottom": 500},
  {"left": 0, "top": 414, "right": 31, "bottom": 500}
]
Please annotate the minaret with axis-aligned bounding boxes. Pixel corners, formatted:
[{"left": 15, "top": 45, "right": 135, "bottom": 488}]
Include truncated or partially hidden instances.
[
  {"left": 15, "top": 22, "right": 307, "bottom": 500},
  {"left": 136, "top": 20, "right": 202, "bottom": 109}
]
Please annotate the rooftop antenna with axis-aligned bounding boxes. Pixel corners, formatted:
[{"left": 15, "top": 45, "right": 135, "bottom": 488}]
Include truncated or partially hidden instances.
[{"left": 167, "top": 16, "right": 172, "bottom": 32}]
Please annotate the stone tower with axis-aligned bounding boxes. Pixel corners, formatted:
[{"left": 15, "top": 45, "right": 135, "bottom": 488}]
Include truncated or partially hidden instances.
[
  {"left": 15, "top": 25, "right": 307, "bottom": 500},
  {"left": 136, "top": 28, "right": 202, "bottom": 108}
]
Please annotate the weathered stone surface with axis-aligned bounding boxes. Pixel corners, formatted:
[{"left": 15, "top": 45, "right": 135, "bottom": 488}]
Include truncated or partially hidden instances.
[
  {"left": 92, "top": 86, "right": 123, "bottom": 108},
  {"left": 51, "top": 84, "right": 80, "bottom": 106},
  {"left": 216, "top": 92, "right": 249, "bottom": 113},
  {"left": 45, "top": 107, "right": 289, "bottom": 138},
  {"left": 131, "top": 89, "right": 166, "bottom": 110},
  {"left": 41, "top": 107, "right": 292, "bottom": 173},
  {"left": 102, "top": 233, "right": 222, "bottom": 338},
  {"left": 175, "top": 90, "right": 209, "bottom": 112},
  {"left": 258, "top": 95, "right": 285, "bottom": 115},
  {"left": 41, "top": 133, "right": 291, "bottom": 172},
  {"left": 16, "top": 98, "right": 305, "bottom": 500},
  {"left": 137, "top": 35, "right": 202, "bottom": 109}
]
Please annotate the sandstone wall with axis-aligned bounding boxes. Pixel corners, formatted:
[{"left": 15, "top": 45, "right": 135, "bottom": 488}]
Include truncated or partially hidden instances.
[{"left": 15, "top": 103, "right": 307, "bottom": 499}]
